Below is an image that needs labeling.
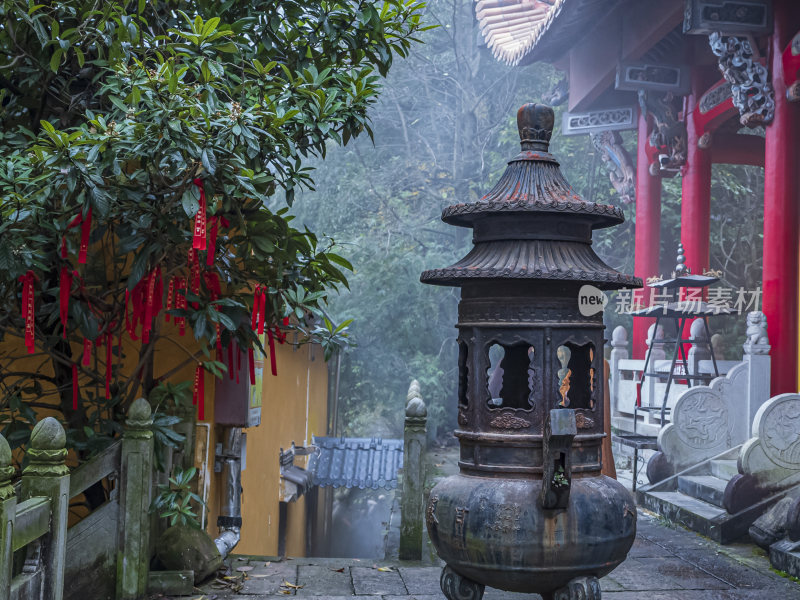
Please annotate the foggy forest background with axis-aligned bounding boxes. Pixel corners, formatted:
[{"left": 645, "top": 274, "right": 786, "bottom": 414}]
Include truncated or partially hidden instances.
[{"left": 284, "top": 0, "right": 765, "bottom": 441}]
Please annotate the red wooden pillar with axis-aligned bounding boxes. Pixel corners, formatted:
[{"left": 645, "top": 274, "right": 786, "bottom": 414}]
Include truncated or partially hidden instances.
[
  {"left": 764, "top": 0, "right": 800, "bottom": 395},
  {"left": 681, "top": 70, "right": 712, "bottom": 277},
  {"left": 633, "top": 110, "right": 662, "bottom": 359}
]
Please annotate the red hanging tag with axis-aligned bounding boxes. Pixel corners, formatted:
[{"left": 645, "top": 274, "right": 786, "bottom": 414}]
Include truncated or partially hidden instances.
[
  {"left": 105, "top": 331, "right": 112, "bottom": 399},
  {"left": 82, "top": 338, "right": 92, "bottom": 366},
  {"left": 207, "top": 216, "right": 230, "bottom": 266},
  {"left": 165, "top": 277, "right": 175, "bottom": 323},
  {"left": 61, "top": 237, "right": 68, "bottom": 259},
  {"left": 18, "top": 271, "right": 36, "bottom": 354},
  {"left": 267, "top": 328, "right": 278, "bottom": 376},
  {"left": 72, "top": 364, "right": 79, "bottom": 410},
  {"left": 257, "top": 288, "right": 267, "bottom": 335},
  {"left": 215, "top": 322, "right": 222, "bottom": 357},
  {"left": 193, "top": 364, "right": 201, "bottom": 405},
  {"left": 59, "top": 267, "right": 73, "bottom": 339},
  {"left": 177, "top": 278, "right": 187, "bottom": 336},
  {"left": 192, "top": 178, "right": 207, "bottom": 251},
  {"left": 142, "top": 269, "right": 158, "bottom": 344},
  {"left": 78, "top": 206, "right": 92, "bottom": 264},
  {"left": 193, "top": 364, "right": 205, "bottom": 420},
  {"left": 227, "top": 341, "right": 235, "bottom": 380},
  {"left": 251, "top": 285, "right": 261, "bottom": 331},
  {"left": 248, "top": 347, "right": 256, "bottom": 385}
]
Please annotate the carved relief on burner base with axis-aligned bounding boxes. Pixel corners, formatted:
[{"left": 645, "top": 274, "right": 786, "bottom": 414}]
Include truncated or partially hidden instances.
[
  {"left": 490, "top": 412, "right": 531, "bottom": 430},
  {"left": 440, "top": 565, "right": 485, "bottom": 600}
]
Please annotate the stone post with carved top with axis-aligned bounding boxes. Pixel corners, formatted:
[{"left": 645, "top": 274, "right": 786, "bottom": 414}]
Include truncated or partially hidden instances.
[
  {"left": 400, "top": 380, "right": 427, "bottom": 560},
  {"left": 118, "top": 398, "right": 154, "bottom": 600},
  {"left": 20, "top": 417, "right": 70, "bottom": 600}
]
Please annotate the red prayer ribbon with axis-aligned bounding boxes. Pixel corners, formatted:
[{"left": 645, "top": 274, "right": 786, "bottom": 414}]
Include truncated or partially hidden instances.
[
  {"left": 266, "top": 328, "right": 278, "bottom": 376},
  {"left": 71, "top": 364, "right": 79, "bottom": 410},
  {"left": 206, "top": 216, "right": 229, "bottom": 266},
  {"left": 82, "top": 338, "right": 92, "bottom": 366},
  {"left": 251, "top": 285, "right": 261, "bottom": 331},
  {"left": 19, "top": 270, "right": 36, "bottom": 354},
  {"left": 176, "top": 278, "right": 187, "bottom": 336},
  {"left": 165, "top": 277, "right": 175, "bottom": 323},
  {"left": 79, "top": 206, "right": 92, "bottom": 264},
  {"left": 193, "top": 364, "right": 205, "bottom": 421},
  {"left": 257, "top": 289, "right": 267, "bottom": 335},
  {"left": 192, "top": 178, "right": 207, "bottom": 251}
]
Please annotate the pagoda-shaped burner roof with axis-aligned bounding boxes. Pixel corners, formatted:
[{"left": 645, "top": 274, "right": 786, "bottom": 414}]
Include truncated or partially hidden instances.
[
  {"left": 421, "top": 103, "right": 641, "bottom": 290},
  {"left": 441, "top": 149, "right": 625, "bottom": 229}
]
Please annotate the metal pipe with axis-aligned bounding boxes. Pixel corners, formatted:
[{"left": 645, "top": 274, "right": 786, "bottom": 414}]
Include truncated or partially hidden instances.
[{"left": 215, "top": 426, "right": 243, "bottom": 559}]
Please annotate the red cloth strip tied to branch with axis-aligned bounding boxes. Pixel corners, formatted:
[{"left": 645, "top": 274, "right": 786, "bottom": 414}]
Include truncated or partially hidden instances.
[
  {"left": 193, "top": 364, "right": 205, "bottom": 421},
  {"left": 265, "top": 318, "right": 289, "bottom": 376},
  {"left": 176, "top": 278, "right": 187, "bottom": 336},
  {"left": 206, "top": 216, "right": 229, "bottom": 266},
  {"left": 251, "top": 285, "right": 262, "bottom": 331},
  {"left": 82, "top": 338, "right": 92, "bottom": 366},
  {"left": 62, "top": 206, "right": 91, "bottom": 263},
  {"left": 79, "top": 206, "right": 92, "bottom": 264},
  {"left": 141, "top": 266, "right": 162, "bottom": 345},
  {"left": 18, "top": 270, "right": 36, "bottom": 354},
  {"left": 165, "top": 277, "right": 175, "bottom": 323},
  {"left": 192, "top": 178, "right": 207, "bottom": 251},
  {"left": 125, "top": 270, "right": 163, "bottom": 343},
  {"left": 248, "top": 347, "right": 256, "bottom": 385}
]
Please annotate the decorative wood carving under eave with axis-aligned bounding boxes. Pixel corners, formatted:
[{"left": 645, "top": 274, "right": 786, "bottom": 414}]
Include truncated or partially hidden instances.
[{"left": 708, "top": 33, "right": 775, "bottom": 126}]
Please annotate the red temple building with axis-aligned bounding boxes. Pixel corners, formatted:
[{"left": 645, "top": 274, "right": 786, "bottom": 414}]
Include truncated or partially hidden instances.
[{"left": 476, "top": 0, "right": 800, "bottom": 395}]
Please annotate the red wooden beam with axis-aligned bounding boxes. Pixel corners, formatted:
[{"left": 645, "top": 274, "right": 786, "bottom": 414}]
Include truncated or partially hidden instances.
[
  {"left": 633, "top": 111, "right": 662, "bottom": 359},
  {"left": 691, "top": 79, "right": 737, "bottom": 136},
  {"left": 710, "top": 134, "right": 765, "bottom": 167}
]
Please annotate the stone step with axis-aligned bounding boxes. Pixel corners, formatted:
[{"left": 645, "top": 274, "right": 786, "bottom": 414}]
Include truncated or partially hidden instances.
[
  {"left": 677, "top": 475, "right": 729, "bottom": 508},
  {"left": 710, "top": 459, "right": 738, "bottom": 480},
  {"left": 639, "top": 490, "right": 734, "bottom": 543}
]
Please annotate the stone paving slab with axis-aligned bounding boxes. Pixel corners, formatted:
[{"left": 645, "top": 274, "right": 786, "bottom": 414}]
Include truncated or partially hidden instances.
[
  {"left": 155, "top": 511, "right": 800, "bottom": 600},
  {"left": 296, "top": 565, "right": 355, "bottom": 596},
  {"left": 351, "top": 567, "right": 408, "bottom": 595},
  {"left": 397, "top": 568, "right": 441, "bottom": 595}
]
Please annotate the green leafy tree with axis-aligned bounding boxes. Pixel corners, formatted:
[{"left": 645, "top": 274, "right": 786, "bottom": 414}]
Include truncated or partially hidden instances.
[{"left": 0, "top": 0, "right": 426, "bottom": 456}]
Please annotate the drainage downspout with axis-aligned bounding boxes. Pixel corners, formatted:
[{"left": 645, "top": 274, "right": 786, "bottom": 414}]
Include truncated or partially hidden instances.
[{"left": 215, "top": 426, "right": 242, "bottom": 559}]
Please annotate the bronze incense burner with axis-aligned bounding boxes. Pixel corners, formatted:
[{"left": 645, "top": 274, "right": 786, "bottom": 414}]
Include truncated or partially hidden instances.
[{"left": 420, "top": 103, "right": 640, "bottom": 600}]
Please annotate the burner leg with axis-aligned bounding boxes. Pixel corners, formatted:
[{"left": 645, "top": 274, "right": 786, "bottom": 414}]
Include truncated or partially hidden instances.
[
  {"left": 439, "top": 565, "right": 485, "bottom": 600},
  {"left": 547, "top": 575, "right": 602, "bottom": 600}
]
